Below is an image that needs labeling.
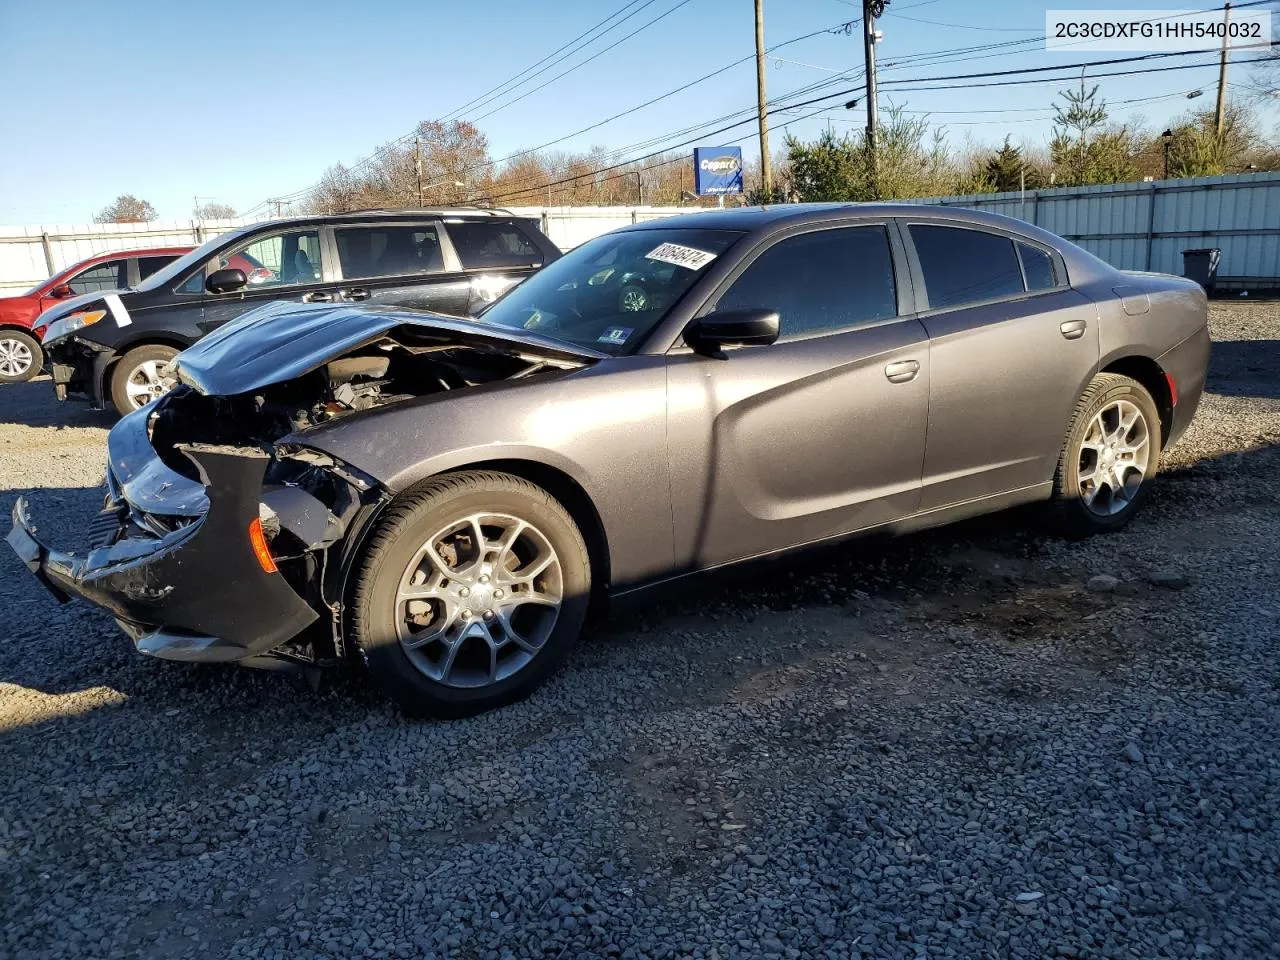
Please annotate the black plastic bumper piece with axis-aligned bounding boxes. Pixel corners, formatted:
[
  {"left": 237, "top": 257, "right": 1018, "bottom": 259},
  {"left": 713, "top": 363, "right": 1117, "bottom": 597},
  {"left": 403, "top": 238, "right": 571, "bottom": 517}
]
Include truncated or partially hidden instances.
[{"left": 8, "top": 444, "right": 319, "bottom": 660}]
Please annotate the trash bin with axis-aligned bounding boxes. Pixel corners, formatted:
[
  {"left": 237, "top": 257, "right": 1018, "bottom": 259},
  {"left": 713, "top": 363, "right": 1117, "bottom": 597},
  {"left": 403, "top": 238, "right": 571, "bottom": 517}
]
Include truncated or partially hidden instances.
[{"left": 1182, "top": 248, "right": 1221, "bottom": 293}]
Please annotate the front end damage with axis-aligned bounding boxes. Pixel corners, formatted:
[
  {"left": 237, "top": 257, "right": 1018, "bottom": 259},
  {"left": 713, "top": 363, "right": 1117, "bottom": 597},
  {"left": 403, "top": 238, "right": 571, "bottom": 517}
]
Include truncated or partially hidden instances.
[{"left": 8, "top": 312, "right": 595, "bottom": 670}]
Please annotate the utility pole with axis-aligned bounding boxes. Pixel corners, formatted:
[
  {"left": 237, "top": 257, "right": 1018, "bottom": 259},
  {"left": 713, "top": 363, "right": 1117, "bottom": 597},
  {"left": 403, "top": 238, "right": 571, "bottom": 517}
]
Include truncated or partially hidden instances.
[
  {"left": 1215, "top": 2, "right": 1231, "bottom": 139},
  {"left": 1078, "top": 71, "right": 1087, "bottom": 180},
  {"left": 636, "top": 170, "right": 643, "bottom": 205},
  {"left": 415, "top": 137, "right": 424, "bottom": 207},
  {"left": 862, "top": 0, "right": 888, "bottom": 199},
  {"left": 754, "top": 0, "right": 772, "bottom": 197}
]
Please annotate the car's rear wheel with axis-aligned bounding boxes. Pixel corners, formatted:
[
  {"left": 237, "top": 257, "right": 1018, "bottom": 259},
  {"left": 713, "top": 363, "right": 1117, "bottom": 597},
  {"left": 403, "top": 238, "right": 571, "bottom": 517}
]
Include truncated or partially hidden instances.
[
  {"left": 1052, "top": 372, "right": 1161, "bottom": 535},
  {"left": 0, "top": 331, "right": 41, "bottom": 383},
  {"left": 110, "top": 344, "right": 179, "bottom": 415},
  {"left": 349, "top": 470, "right": 591, "bottom": 718}
]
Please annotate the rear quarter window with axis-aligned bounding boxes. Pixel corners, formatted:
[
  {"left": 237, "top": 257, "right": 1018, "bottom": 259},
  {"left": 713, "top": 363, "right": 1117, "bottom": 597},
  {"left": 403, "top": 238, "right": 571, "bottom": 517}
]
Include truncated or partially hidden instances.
[{"left": 446, "top": 221, "right": 543, "bottom": 270}]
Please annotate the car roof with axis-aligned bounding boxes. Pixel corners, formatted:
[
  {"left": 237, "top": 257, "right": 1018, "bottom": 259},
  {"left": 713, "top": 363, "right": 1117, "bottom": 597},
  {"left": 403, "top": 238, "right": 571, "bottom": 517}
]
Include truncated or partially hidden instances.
[
  {"left": 619, "top": 201, "right": 1117, "bottom": 284},
  {"left": 240, "top": 208, "right": 528, "bottom": 230},
  {"left": 77, "top": 246, "right": 193, "bottom": 264},
  {"left": 618, "top": 202, "right": 1044, "bottom": 233}
]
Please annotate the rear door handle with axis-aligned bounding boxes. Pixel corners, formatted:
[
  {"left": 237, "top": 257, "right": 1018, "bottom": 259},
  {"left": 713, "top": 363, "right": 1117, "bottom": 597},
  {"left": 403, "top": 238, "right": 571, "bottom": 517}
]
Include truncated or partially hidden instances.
[
  {"left": 1060, "top": 319, "right": 1087, "bottom": 340},
  {"left": 342, "top": 287, "right": 371, "bottom": 302},
  {"left": 884, "top": 359, "right": 920, "bottom": 384},
  {"left": 302, "top": 291, "right": 334, "bottom": 303}
]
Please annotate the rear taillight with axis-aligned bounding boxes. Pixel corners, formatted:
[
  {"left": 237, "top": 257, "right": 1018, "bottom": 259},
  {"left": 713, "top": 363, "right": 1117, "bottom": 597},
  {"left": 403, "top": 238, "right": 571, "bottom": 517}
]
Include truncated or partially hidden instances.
[{"left": 1165, "top": 371, "right": 1178, "bottom": 407}]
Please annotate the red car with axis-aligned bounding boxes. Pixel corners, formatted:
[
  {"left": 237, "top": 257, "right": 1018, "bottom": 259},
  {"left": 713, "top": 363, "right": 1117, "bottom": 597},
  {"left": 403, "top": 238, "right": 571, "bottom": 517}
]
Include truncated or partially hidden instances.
[{"left": 0, "top": 247, "right": 191, "bottom": 383}]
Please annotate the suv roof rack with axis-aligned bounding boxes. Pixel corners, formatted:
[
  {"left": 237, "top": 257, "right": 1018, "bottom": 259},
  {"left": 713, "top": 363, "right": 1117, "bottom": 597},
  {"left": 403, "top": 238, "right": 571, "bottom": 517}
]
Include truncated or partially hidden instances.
[{"left": 337, "top": 206, "right": 517, "bottom": 217}]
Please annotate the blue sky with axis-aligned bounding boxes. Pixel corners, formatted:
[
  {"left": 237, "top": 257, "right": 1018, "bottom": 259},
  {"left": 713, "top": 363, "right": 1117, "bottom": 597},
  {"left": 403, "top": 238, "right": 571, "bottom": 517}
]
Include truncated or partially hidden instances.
[{"left": 0, "top": 0, "right": 1275, "bottom": 224}]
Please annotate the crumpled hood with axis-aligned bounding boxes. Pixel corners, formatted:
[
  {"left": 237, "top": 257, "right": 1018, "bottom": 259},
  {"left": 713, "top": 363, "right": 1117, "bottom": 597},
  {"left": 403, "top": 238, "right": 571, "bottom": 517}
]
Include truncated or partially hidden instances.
[{"left": 173, "top": 300, "right": 607, "bottom": 397}]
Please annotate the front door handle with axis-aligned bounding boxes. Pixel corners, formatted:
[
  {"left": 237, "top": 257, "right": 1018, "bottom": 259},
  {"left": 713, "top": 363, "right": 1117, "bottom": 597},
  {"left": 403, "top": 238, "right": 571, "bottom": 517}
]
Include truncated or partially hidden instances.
[
  {"left": 342, "top": 287, "right": 371, "bottom": 301},
  {"left": 1060, "top": 319, "right": 1087, "bottom": 340},
  {"left": 302, "top": 291, "right": 334, "bottom": 303},
  {"left": 884, "top": 359, "right": 920, "bottom": 384}
]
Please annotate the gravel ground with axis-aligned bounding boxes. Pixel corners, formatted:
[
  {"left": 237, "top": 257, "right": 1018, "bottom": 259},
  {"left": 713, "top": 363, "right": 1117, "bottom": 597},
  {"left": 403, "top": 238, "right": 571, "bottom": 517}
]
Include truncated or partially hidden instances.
[{"left": 1, "top": 302, "right": 1278, "bottom": 960}]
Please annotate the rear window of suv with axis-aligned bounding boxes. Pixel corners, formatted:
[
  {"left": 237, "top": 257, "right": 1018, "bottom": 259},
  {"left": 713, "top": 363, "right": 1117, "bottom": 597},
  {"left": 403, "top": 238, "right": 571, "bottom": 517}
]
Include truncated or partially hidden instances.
[{"left": 447, "top": 221, "right": 543, "bottom": 270}]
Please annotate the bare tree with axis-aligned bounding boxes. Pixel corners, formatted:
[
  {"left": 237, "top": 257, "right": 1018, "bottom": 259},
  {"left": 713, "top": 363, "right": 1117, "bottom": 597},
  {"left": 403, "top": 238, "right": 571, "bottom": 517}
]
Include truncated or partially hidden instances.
[
  {"left": 196, "top": 202, "right": 237, "bottom": 219},
  {"left": 94, "top": 195, "right": 157, "bottom": 223}
]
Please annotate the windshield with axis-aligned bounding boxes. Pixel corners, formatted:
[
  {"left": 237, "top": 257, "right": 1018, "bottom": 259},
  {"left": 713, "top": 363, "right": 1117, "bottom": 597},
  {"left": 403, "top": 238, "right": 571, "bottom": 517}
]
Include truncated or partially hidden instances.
[
  {"left": 480, "top": 227, "right": 743, "bottom": 354},
  {"left": 133, "top": 224, "right": 258, "bottom": 293}
]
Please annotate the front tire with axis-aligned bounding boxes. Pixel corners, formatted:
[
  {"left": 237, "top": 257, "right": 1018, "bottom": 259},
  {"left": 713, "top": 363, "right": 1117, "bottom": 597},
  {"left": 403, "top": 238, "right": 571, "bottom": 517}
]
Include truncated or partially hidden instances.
[
  {"left": 1052, "top": 373, "right": 1161, "bottom": 536},
  {"left": 349, "top": 471, "right": 591, "bottom": 718},
  {"left": 0, "top": 330, "right": 42, "bottom": 383},
  {"left": 109, "top": 344, "right": 178, "bottom": 415}
]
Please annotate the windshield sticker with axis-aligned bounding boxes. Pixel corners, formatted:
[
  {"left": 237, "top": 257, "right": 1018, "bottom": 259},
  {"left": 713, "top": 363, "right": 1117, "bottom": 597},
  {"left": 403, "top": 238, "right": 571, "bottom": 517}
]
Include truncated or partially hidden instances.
[
  {"left": 597, "top": 326, "right": 633, "bottom": 346},
  {"left": 645, "top": 242, "right": 717, "bottom": 271}
]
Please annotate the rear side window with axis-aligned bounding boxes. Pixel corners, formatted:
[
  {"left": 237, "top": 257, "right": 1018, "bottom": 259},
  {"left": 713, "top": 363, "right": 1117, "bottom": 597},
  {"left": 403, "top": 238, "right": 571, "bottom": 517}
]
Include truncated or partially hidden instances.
[
  {"left": 335, "top": 225, "right": 445, "bottom": 280},
  {"left": 714, "top": 226, "right": 897, "bottom": 338},
  {"left": 138, "top": 256, "right": 180, "bottom": 280},
  {"left": 66, "top": 260, "right": 126, "bottom": 295},
  {"left": 909, "top": 225, "right": 1024, "bottom": 309},
  {"left": 447, "top": 221, "right": 542, "bottom": 269},
  {"left": 1017, "top": 241, "right": 1057, "bottom": 291}
]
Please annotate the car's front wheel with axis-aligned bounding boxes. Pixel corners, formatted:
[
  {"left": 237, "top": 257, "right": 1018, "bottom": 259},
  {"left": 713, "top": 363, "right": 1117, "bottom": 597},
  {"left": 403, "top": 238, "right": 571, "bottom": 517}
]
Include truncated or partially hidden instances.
[
  {"left": 0, "top": 330, "right": 42, "bottom": 384},
  {"left": 110, "top": 344, "right": 179, "bottom": 415},
  {"left": 1053, "top": 372, "right": 1161, "bottom": 535},
  {"left": 349, "top": 471, "right": 591, "bottom": 718}
]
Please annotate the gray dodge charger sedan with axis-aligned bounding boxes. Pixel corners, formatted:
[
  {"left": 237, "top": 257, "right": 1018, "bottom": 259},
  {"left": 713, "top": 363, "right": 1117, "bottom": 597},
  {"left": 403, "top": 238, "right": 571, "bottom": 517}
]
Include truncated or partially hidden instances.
[{"left": 9, "top": 204, "right": 1210, "bottom": 716}]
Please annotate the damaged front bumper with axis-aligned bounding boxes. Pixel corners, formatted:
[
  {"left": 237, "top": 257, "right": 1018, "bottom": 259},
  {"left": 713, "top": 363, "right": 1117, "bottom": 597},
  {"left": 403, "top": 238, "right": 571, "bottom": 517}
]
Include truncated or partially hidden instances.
[
  {"left": 44, "top": 337, "right": 114, "bottom": 406},
  {"left": 7, "top": 404, "right": 321, "bottom": 662}
]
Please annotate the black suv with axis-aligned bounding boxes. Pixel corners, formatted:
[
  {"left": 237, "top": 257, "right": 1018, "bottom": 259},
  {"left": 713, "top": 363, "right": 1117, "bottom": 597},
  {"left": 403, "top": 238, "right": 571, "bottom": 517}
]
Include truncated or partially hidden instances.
[{"left": 37, "top": 209, "right": 561, "bottom": 415}]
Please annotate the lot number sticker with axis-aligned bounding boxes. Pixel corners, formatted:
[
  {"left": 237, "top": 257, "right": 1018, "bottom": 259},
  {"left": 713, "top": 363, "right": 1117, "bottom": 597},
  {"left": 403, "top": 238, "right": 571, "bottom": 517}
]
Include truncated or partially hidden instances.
[{"left": 645, "top": 242, "right": 717, "bottom": 271}]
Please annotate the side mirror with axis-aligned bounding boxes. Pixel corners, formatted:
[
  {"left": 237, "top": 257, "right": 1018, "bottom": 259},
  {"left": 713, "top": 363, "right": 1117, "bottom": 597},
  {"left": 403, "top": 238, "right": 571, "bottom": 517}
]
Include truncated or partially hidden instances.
[
  {"left": 684, "top": 309, "right": 780, "bottom": 356},
  {"left": 49, "top": 284, "right": 72, "bottom": 299},
  {"left": 206, "top": 267, "right": 248, "bottom": 295}
]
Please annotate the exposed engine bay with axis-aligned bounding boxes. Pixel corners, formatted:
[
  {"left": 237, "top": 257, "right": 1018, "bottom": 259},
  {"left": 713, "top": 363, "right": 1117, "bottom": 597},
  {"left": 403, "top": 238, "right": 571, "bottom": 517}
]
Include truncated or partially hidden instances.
[{"left": 151, "top": 331, "right": 584, "bottom": 456}]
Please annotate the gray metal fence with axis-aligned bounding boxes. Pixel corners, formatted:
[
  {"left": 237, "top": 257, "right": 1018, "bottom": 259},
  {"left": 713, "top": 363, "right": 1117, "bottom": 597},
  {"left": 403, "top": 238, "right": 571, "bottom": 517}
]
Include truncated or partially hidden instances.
[{"left": 915, "top": 172, "right": 1280, "bottom": 289}]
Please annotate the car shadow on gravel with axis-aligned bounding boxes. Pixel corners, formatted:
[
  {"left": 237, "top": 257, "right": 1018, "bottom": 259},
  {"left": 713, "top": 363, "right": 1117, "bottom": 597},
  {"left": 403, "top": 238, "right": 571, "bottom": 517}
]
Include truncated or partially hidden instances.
[
  {"left": 0, "top": 378, "right": 115, "bottom": 429},
  {"left": 2, "top": 440, "right": 1276, "bottom": 733},
  {"left": 1206, "top": 339, "right": 1280, "bottom": 399}
]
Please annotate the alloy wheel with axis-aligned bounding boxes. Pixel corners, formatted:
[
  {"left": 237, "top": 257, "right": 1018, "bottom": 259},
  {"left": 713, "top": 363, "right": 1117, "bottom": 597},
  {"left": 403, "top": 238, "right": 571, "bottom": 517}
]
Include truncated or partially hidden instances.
[
  {"left": 395, "top": 512, "right": 563, "bottom": 689},
  {"left": 1077, "top": 398, "right": 1150, "bottom": 517},
  {"left": 124, "top": 360, "right": 175, "bottom": 409},
  {"left": 0, "top": 337, "right": 33, "bottom": 378}
]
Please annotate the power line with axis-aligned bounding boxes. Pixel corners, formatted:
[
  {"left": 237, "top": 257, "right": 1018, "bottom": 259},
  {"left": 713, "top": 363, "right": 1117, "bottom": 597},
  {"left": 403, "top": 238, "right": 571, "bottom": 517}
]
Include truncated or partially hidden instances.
[
  {"left": 485, "top": 85, "right": 866, "bottom": 202},
  {"left": 438, "top": 0, "right": 654, "bottom": 122},
  {"left": 469, "top": 0, "right": 697, "bottom": 124},
  {"left": 250, "top": 12, "right": 868, "bottom": 211}
]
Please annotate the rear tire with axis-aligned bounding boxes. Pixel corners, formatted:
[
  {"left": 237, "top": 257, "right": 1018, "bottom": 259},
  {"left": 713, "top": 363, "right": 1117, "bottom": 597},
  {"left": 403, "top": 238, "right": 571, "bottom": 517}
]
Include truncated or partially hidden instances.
[
  {"left": 0, "top": 330, "right": 42, "bottom": 383},
  {"left": 349, "top": 470, "right": 591, "bottom": 718},
  {"left": 109, "top": 344, "right": 178, "bottom": 416},
  {"left": 1052, "top": 373, "right": 1161, "bottom": 536}
]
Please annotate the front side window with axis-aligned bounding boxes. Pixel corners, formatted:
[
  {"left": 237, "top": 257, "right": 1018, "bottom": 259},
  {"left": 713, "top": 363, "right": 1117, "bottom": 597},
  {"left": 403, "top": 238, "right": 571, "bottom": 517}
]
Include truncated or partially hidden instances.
[
  {"left": 335, "top": 225, "right": 445, "bottom": 280},
  {"left": 909, "top": 224, "right": 1025, "bottom": 309},
  {"left": 714, "top": 226, "right": 898, "bottom": 338},
  {"left": 479, "top": 228, "right": 742, "bottom": 354},
  {"left": 66, "top": 260, "right": 126, "bottom": 295},
  {"left": 447, "top": 221, "right": 542, "bottom": 269},
  {"left": 209, "top": 230, "right": 323, "bottom": 290},
  {"left": 137, "top": 256, "right": 180, "bottom": 281}
]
